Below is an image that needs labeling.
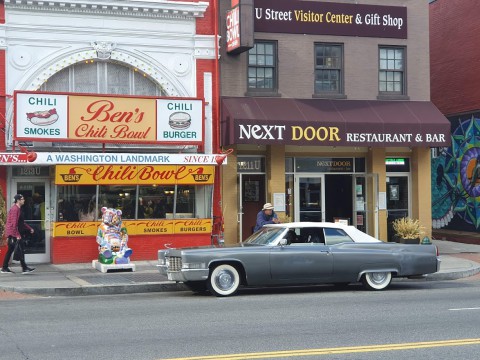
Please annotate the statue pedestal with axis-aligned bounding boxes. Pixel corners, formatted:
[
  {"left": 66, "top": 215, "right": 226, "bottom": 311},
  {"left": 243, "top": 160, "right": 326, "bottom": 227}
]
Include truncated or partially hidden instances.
[{"left": 92, "top": 260, "right": 136, "bottom": 273}]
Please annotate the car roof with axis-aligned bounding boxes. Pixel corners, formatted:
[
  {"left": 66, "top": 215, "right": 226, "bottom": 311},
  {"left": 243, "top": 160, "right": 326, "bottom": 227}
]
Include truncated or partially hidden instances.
[
  {"left": 263, "top": 221, "right": 350, "bottom": 229},
  {"left": 263, "top": 221, "right": 381, "bottom": 243}
]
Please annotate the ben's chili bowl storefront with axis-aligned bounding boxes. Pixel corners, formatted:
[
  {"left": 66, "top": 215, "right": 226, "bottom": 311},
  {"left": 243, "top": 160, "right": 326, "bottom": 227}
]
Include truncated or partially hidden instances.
[
  {"left": 4, "top": 91, "right": 225, "bottom": 264},
  {"left": 220, "top": 97, "right": 451, "bottom": 244}
]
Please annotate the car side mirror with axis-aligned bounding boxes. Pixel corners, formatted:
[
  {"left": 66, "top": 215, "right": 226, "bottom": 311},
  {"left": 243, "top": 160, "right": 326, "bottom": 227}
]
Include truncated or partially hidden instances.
[{"left": 279, "top": 238, "right": 288, "bottom": 246}]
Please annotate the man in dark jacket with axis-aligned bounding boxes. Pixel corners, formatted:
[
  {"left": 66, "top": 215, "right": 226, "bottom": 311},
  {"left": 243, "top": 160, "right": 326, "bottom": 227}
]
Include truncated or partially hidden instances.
[
  {"left": 253, "top": 202, "right": 280, "bottom": 232},
  {"left": 1, "top": 194, "right": 35, "bottom": 274}
]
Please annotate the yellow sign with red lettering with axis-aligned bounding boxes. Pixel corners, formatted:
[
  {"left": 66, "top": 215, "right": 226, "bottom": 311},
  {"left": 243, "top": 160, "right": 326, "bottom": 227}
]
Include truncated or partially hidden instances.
[
  {"left": 53, "top": 219, "right": 212, "bottom": 237},
  {"left": 69, "top": 95, "right": 157, "bottom": 142},
  {"left": 55, "top": 165, "right": 215, "bottom": 185}
]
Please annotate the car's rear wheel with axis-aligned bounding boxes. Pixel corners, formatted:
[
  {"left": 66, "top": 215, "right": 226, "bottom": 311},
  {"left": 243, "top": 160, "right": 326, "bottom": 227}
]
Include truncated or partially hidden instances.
[
  {"left": 362, "top": 271, "right": 392, "bottom": 290},
  {"left": 208, "top": 264, "right": 240, "bottom": 297}
]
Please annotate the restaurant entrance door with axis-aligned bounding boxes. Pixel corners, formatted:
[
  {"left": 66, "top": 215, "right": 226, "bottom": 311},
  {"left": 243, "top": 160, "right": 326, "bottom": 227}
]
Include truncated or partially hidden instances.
[{"left": 11, "top": 178, "right": 52, "bottom": 263}]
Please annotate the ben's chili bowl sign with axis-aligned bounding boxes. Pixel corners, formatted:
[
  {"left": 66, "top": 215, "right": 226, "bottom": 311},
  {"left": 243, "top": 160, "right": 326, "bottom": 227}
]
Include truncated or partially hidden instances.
[
  {"left": 69, "top": 95, "right": 156, "bottom": 142},
  {"left": 14, "top": 91, "right": 204, "bottom": 145},
  {"left": 55, "top": 165, "right": 215, "bottom": 185}
]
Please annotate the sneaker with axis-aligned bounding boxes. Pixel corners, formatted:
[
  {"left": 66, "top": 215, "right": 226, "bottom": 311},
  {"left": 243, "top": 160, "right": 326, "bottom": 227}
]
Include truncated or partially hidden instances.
[
  {"left": 22, "top": 267, "right": 35, "bottom": 274},
  {"left": 1, "top": 268, "right": 14, "bottom": 274}
]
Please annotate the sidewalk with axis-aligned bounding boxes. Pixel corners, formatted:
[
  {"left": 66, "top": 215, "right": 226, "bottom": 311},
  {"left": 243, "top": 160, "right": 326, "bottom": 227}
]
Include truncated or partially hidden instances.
[{"left": 1, "top": 239, "right": 480, "bottom": 296}]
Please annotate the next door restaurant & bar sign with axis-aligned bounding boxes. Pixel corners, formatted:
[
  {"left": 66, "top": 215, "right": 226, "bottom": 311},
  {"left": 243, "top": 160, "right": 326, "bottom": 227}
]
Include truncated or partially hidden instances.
[{"left": 14, "top": 91, "right": 204, "bottom": 145}]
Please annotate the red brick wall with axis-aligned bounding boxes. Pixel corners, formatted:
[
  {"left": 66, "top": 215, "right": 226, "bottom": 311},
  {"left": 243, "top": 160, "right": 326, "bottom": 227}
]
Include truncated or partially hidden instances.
[
  {"left": 0, "top": 1, "right": 6, "bottom": 258},
  {"left": 0, "top": 0, "right": 6, "bottom": 151},
  {"left": 430, "top": 0, "right": 480, "bottom": 116},
  {"left": 196, "top": 0, "right": 214, "bottom": 35}
]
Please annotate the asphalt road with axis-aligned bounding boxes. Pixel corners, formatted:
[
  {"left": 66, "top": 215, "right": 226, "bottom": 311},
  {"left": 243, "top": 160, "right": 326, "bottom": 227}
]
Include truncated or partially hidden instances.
[{"left": 1, "top": 278, "right": 480, "bottom": 360}]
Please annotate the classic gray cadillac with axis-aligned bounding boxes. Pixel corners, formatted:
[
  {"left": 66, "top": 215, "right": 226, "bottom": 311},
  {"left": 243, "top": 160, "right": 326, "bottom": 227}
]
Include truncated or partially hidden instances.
[{"left": 157, "top": 222, "right": 440, "bottom": 297}]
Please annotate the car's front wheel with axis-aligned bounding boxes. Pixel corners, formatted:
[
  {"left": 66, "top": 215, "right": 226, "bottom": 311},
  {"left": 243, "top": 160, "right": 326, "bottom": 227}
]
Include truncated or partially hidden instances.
[
  {"left": 362, "top": 271, "right": 392, "bottom": 290},
  {"left": 208, "top": 264, "right": 240, "bottom": 297}
]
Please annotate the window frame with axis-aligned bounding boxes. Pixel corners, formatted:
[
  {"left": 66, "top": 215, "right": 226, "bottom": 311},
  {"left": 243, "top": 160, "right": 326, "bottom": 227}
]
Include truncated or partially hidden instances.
[
  {"left": 246, "top": 40, "right": 278, "bottom": 96},
  {"left": 378, "top": 46, "right": 407, "bottom": 97},
  {"left": 313, "top": 42, "right": 344, "bottom": 97}
]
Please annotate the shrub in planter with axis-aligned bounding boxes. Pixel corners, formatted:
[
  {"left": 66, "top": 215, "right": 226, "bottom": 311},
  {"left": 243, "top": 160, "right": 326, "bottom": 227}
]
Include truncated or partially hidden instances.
[{"left": 392, "top": 217, "right": 423, "bottom": 244}]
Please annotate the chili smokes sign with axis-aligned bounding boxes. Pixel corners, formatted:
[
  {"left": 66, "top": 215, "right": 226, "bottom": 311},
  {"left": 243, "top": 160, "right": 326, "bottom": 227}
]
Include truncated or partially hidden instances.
[{"left": 14, "top": 91, "right": 204, "bottom": 145}]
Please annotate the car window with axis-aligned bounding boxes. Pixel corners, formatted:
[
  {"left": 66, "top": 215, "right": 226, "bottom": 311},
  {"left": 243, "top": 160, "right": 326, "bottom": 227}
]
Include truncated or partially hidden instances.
[
  {"left": 324, "top": 228, "right": 354, "bottom": 245},
  {"left": 244, "top": 227, "right": 284, "bottom": 245}
]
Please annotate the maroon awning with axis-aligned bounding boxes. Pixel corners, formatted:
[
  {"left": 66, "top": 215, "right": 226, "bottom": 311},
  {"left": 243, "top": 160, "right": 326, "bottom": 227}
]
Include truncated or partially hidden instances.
[{"left": 221, "top": 97, "right": 451, "bottom": 147}]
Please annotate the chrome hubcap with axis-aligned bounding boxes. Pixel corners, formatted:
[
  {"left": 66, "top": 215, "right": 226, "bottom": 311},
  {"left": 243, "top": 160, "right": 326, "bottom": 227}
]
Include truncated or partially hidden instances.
[
  {"left": 215, "top": 270, "right": 234, "bottom": 290},
  {"left": 370, "top": 272, "right": 387, "bottom": 284}
]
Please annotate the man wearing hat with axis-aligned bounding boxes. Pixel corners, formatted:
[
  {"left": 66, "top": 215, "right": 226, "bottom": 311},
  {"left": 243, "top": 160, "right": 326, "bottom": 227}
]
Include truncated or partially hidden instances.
[
  {"left": 253, "top": 202, "right": 280, "bottom": 232},
  {"left": 1, "top": 194, "right": 35, "bottom": 274}
]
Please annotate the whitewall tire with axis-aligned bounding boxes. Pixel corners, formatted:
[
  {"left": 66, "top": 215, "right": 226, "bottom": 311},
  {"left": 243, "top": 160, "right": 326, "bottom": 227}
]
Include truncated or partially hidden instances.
[
  {"left": 208, "top": 264, "right": 240, "bottom": 297},
  {"left": 362, "top": 272, "right": 392, "bottom": 290}
]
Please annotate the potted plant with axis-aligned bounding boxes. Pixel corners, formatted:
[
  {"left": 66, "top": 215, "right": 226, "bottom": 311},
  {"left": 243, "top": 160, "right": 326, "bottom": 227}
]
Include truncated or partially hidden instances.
[{"left": 392, "top": 217, "right": 423, "bottom": 244}]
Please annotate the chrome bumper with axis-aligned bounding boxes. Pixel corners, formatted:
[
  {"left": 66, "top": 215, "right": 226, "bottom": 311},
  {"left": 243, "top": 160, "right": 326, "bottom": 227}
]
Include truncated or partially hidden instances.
[{"left": 166, "top": 269, "right": 209, "bottom": 282}]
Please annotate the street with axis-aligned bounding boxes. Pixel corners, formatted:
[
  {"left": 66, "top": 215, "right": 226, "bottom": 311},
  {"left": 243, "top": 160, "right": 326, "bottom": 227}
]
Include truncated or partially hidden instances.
[{"left": 0, "top": 278, "right": 479, "bottom": 360}]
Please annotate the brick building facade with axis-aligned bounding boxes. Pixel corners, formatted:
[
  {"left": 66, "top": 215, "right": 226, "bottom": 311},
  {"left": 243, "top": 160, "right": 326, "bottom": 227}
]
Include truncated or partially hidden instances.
[
  {"left": 219, "top": 0, "right": 450, "bottom": 244},
  {"left": 430, "top": 0, "right": 480, "bottom": 235}
]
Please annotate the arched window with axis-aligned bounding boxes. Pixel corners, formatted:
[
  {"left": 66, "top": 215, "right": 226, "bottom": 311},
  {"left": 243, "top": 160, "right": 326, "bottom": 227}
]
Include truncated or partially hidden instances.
[
  {"left": 41, "top": 61, "right": 166, "bottom": 96},
  {"left": 38, "top": 61, "right": 170, "bottom": 150}
]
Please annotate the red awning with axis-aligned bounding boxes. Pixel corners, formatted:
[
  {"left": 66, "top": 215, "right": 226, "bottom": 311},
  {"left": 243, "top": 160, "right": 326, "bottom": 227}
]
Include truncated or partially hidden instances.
[{"left": 221, "top": 97, "right": 451, "bottom": 147}]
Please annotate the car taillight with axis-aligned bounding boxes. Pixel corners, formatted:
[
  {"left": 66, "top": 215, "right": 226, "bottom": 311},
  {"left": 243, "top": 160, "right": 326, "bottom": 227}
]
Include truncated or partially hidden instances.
[{"left": 435, "top": 245, "right": 439, "bottom": 256}]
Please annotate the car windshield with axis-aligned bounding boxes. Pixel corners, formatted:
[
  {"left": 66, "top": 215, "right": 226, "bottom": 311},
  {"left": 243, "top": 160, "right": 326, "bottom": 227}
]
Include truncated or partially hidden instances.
[{"left": 244, "top": 227, "right": 284, "bottom": 245}]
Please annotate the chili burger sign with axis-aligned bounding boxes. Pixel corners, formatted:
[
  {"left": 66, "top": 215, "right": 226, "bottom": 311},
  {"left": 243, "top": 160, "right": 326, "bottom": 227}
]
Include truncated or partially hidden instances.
[{"left": 14, "top": 91, "right": 204, "bottom": 145}]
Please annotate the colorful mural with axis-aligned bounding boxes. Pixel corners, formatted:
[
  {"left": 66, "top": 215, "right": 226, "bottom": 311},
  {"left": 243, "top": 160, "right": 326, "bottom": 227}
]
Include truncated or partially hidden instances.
[{"left": 432, "top": 115, "right": 480, "bottom": 231}]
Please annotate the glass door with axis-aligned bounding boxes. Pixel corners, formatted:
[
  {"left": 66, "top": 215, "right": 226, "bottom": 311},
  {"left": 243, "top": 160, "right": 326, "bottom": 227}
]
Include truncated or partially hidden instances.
[
  {"left": 386, "top": 175, "right": 410, "bottom": 242},
  {"left": 295, "top": 175, "right": 325, "bottom": 222},
  {"left": 352, "top": 174, "right": 379, "bottom": 239},
  {"left": 11, "top": 179, "right": 51, "bottom": 263},
  {"left": 239, "top": 174, "right": 266, "bottom": 241}
]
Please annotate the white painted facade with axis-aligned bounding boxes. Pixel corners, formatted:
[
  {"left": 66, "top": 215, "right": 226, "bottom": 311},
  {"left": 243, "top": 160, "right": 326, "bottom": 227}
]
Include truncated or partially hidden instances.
[{"left": 2, "top": 0, "right": 215, "bottom": 149}]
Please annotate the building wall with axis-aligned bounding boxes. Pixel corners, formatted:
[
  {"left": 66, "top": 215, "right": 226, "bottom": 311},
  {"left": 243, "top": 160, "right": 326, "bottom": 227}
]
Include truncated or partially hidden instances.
[
  {"left": 220, "top": 0, "right": 434, "bottom": 244},
  {"left": 430, "top": 0, "right": 480, "bottom": 115},
  {"left": 430, "top": 1, "right": 480, "bottom": 235},
  {"left": 0, "top": 0, "right": 219, "bottom": 264},
  {"left": 221, "top": 0, "right": 430, "bottom": 101}
]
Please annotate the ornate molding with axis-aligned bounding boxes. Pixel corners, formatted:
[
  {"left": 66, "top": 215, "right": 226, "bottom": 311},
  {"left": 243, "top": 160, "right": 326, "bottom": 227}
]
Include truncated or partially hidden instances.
[
  {"left": 91, "top": 41, "right": 116, "bottom": 60},
  {"left": 27, "top": 48, "right": 182, "bottom": 97},
  {"left": 4, "top": 0, "right": 209, "bottom": 19}
]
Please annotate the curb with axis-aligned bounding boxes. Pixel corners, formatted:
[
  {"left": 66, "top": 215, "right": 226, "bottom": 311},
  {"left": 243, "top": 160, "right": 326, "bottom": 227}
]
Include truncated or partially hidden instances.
[
  {"left": 425, "top": 266, "right": 480, "bottom": 281},
  {"left": 0, "top": 281, "right": 187, "bottom": 296}
]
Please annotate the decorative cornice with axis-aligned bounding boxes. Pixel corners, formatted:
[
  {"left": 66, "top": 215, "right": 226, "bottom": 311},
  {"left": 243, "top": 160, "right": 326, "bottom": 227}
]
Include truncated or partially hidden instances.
[{"left": 4, "top": 0, "right": 209, "bottom": 19}]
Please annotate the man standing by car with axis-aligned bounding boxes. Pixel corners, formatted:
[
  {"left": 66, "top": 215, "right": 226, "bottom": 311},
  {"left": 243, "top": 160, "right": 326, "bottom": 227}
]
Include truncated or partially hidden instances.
[
  {"left": 1, "top": 194, "right": 35, "bottom": 274},
  {"left": 253, "top": 203, "right": 280, "bottom": 232}
]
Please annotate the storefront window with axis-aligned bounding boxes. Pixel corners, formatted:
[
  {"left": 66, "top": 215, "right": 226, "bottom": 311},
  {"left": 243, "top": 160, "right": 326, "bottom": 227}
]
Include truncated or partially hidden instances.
[
  {"left": 57, "top": 185, "right": 97, "bottom": 222},
  {"left": 138, "top": 185, "right": 174, "bottom": 219},
  {"left": 57, "top": 184, "right": 213, "bottom": 221},
  {"left": 99, "top": 185, "right": 138, "bottom": 220}
]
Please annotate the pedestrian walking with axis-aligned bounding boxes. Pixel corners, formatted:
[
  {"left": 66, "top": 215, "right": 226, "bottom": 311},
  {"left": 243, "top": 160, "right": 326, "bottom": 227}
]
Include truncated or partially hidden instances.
[{"left": 1, "top": 194, "right": 35, "bottom": 274}]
